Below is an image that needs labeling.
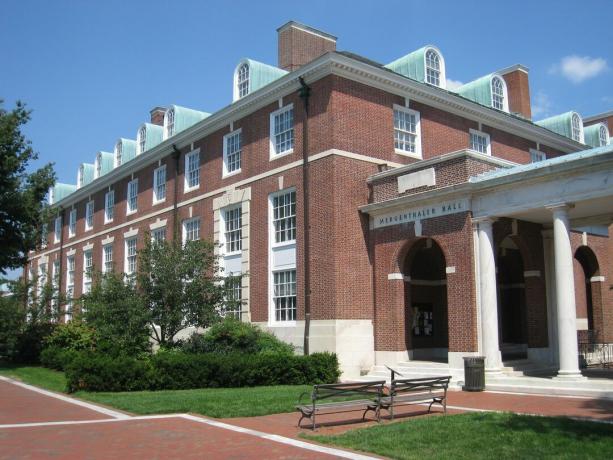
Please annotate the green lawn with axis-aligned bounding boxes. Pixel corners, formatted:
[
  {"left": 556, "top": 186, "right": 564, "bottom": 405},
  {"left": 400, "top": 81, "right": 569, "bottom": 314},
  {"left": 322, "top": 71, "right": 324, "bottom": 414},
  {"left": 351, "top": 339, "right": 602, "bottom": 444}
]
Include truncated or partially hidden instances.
[
  {"left": 0, "top": 364, "right": 309, "bottom": 418},
  {"left": 305, "top": 412, "right": 613, "bottom": 460}
]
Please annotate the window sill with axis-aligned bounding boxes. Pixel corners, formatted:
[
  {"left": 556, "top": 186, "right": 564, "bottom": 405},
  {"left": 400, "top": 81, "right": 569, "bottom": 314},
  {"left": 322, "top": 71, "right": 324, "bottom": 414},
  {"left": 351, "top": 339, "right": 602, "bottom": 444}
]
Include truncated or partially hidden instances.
[
  {"left": 84, "top": 227, "right": 93, "bottom": 233},
  {"left": 268, "top": 320, "right": 297, "bottom": 328},
  {"left": 269, "top": 149, "right": 294, "bottom": 161},
  {"left": 104, "top": 219, "right": 114, "bottom": 225},
  {"left": 152, "top": 198, "right": 166, "bottom": 206},
  {"left": 126, "top": 210, "right": 137, "bottom": 216},
  {"left": 222, "top": 169, "right": 242, "bottom": 179},
  {"left": 271, "top": 240, "right": 296, "bottom": 250},
  {"left": 223, "top": 250, "right": 242, "bottom": 258},
  {"left": 184, "top": 185, "right": 200, "bottom": 194},
  {"left": 394, "top": 149, "right": 423, "bottom": 160}
]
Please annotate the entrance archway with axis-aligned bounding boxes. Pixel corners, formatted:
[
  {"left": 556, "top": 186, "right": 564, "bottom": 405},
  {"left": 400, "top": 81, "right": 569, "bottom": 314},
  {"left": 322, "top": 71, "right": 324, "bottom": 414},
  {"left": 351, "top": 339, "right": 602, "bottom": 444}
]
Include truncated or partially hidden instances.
[
  {"left": 403, "top": 238, "right": 449, "bottom": 362},
  {"left": 497, "top": 237, "right": 528, "bottom": 360},
  {"left": 574, "top": 246, "right": 600, "bottom": 342}
]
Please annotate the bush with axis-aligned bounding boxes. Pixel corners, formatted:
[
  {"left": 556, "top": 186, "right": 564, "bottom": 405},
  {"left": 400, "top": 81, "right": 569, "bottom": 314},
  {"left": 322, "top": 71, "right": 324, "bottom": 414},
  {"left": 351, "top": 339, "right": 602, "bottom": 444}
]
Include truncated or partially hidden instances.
[
  {"left": 181, "top": 319, "right": 294, "bottom": 355},
  {"left": 13, "top": 322, "right": 56, "bottom": 364},
  {"left": 44, "top": 321, "right": 96, "bottom": 352},
  {"left": 40, "top": 345, "right": 80, "bottom": 371},
  {"left": 65, "top": 351, "right": 340, "bottom": 392}
]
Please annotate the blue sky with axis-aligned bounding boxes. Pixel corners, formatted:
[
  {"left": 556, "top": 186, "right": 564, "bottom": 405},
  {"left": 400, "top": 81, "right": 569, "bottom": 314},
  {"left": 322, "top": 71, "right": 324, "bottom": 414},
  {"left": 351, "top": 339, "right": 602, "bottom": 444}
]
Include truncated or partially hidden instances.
[{"left": 2, "top": 0, "right": 612, "bottom": 279}]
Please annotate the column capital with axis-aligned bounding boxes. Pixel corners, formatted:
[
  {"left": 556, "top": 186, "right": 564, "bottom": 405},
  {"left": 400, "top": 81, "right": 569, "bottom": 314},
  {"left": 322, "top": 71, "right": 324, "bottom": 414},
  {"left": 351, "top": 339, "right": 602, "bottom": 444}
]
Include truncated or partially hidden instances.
[
  {"left": 472, "top": 216, "right": 497, "bottom": 227},
  {"left": 546, "top": 202, "right": 575, "bottom": 213}
]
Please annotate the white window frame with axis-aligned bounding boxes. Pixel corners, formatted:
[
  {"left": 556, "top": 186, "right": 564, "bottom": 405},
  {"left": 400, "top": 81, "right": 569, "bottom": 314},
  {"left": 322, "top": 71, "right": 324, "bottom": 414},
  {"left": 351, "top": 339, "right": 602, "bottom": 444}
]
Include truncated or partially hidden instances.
[
  {"left": 491, "top": 76, "right": 508, "bottom": 112},
  {"left": 237, "top": 63, "right": 249, "bottom": 99},
  {"left": 102, "top": 244, "right": 113, "bottom": 274},
  {"left": 127, "top": 179, "right": 138, "bottom": 215},
  {"left": 85, "top": 201, "right": 94, "bottom": 230},
  {"left": 393, "top": 104, "right": 422, "bottom": 159},
  {"left": 83, "top": 250, "right": 93, "bottom": 294},
  {"left": 182, "top": 217, "right": 201, "bottom": 244},
  {"left": 152, "top": 227, "right": 166, "bottom": 244},
  {"left": 164, "top": 107, "right": 175, "bottom": 139},
  {"left": 223, "top": 129, "right": 242, "bottom": 177},
  {"left": 66, "top": 255, "right": 75, "bottom": 319},
  {"left": 469, "top": 129, "right": 491, "bottom": 155},
  {"left": 114, "top": 141, "right": 122, "bottom": 168},
  {"left": 529, "top": 148, "right": 546, "bottom": 163},
  {"left": 137, "top": 125, "right": 147, "bottom": 155},
  {"left": 599, "top": 125, "right": 609, "bottom": 146},
  {"left": 424, "top": 47, "right": 446, "bottom": 89},
  {"left": 272, "top": 269, "right": 297, "bottom": 323},
  {"left": 270, "top": 189, "right": 297, "bottom": 247},
  {"left": 54, "top": 216, "right": 62, "bottom": 244},
  {"left": 52, "top": 259, "right": 60, "bottom": 314},
  {"left": 153, "top": 165, "right": 167, "bottom": 204},
  {"left": 222, "top": 205, "right": 242, "bottom": 255},
  {"left": 184, "top": 150, "right": 200, "bottom": 192},
  {"left": 269, "top": 104, "right": 294, "bottom": 159},
  {"left": 68, "top": 209, "right": 77, "bottom": 238},
  {"left": 104, "top": 191, "right": 114, "bottom": 223},
  {"left": 124, "top": 237, "right": 137, "bottom": 276},
  {"left": 571, "top": 113, "right": 583, "bottom": 143}
]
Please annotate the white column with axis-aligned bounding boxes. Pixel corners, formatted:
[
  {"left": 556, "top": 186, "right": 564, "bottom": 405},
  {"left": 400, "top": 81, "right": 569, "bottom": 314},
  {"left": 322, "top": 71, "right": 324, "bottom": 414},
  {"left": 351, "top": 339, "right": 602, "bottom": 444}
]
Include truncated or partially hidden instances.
[
  {"left": 477, "top": 218, "right": 502, "bottom": 372},
  {"left": 541, "top": 230, "right": 558, "bottom": 365},
  {"left": 549, "top": 205, "right": 582, "bottom": 379}
]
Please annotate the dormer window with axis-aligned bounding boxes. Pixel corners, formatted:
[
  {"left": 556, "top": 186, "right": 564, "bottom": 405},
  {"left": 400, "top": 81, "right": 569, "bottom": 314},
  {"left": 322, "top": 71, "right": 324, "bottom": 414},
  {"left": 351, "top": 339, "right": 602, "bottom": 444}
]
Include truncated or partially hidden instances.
[
  {"left": 165, "top": 108, "right": 175, "bottom": 139},
  {"left": 115, "top": 141, "right": 122, "bottom": 167},
  {"left": 571, "top": 113, "right": 582, "bottom": 142},
  {"left": 78, "top": 166, "right": 84, "bottom": 188},
  {"left": 425, "top": 49, "right": 441, "bottom": 87},
  {"left": 599, "top": 125, "right": 609, "bottom": 146},
  {"left": 491, "top": 76, "right": 505, "bottom": 111},
  {"left": 138, "top": 125, "right": 147, "bottom": 154},
  {"left": 95, "top": 155, "right": 102, "bottom": 178},
  {"left": 238, "top": 63, "right": 249, "bottom": 98}
]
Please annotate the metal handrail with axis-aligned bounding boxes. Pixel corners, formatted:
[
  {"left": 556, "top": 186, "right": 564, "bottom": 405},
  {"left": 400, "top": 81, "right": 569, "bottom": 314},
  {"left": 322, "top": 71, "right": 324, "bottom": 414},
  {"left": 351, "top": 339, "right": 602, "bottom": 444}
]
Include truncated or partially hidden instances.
[{"left": 385, "top": 365, "right": 405, "bottom": 381}]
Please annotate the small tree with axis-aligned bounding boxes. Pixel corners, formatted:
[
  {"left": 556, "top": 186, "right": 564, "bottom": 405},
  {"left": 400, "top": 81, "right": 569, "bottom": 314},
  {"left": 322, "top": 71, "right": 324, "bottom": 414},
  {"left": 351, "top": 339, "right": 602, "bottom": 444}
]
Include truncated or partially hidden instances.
[
  {"left": 137, "top": 236, "right": 228, "bottom": 347},
  {"left": 0, "top": 287, "right": 26, "bottom": 359}
]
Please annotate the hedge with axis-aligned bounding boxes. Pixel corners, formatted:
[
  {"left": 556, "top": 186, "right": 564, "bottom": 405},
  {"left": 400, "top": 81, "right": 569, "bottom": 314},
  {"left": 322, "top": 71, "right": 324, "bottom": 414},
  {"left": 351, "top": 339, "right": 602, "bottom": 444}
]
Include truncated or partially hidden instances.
[
  {"left": 40, "top": 346, "right": 81, "bottom": 371},
  {"left": 65, "top": 351, "right": 340, "bottom": 393}
]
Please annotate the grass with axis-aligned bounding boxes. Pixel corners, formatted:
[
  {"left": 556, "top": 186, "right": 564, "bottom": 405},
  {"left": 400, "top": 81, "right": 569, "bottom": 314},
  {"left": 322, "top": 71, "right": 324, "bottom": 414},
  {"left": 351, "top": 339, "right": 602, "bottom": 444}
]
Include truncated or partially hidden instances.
[
  {"left": 304, "top": 412, "right": 613, "bottom": 460},
  {"left": 0, "top": 363, "right": 67, "bottom": 393}
]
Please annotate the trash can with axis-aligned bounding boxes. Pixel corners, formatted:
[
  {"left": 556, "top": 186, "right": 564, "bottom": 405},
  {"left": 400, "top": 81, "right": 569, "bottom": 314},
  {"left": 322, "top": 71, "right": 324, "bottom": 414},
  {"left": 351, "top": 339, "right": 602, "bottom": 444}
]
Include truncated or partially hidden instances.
[{"left": 462, "top": 356, "right": 485, "bottom": 391}]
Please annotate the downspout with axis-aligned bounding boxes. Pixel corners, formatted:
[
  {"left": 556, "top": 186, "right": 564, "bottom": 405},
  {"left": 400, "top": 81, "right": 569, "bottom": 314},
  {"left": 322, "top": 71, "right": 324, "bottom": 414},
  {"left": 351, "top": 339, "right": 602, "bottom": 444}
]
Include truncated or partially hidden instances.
[
  {"left": 299, "top": 77, "right": 312, "bottom": 356},
  {"left": 172, "top": 145, "right": 181, "bottom": 240},
  {"left": 57, "top": 207, "right": 65, "bottom": 320}
]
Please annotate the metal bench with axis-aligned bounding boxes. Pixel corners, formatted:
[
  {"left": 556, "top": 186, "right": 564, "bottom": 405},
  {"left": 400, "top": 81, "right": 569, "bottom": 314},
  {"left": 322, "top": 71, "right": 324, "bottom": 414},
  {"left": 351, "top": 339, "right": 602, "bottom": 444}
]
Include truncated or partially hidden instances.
[
  {"left": 373, "top": 375, "right": 451, "bottom": 419},
  {"left": 296, "top": 380, "right": 387, "bottom": 430}
]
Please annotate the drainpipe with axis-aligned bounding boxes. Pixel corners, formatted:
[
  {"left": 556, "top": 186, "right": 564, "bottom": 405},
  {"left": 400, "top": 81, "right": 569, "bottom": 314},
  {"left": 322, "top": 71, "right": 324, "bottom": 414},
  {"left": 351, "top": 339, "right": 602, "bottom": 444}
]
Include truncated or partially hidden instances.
[
  {"left": 57, "top": 207, "right": 65, "bottom": 320},
  {"left": 299, "top": 77, "right": 312, "bottom": 356},
  {"left": 172, "top": 145, "right": 181, "bottom": 240}
]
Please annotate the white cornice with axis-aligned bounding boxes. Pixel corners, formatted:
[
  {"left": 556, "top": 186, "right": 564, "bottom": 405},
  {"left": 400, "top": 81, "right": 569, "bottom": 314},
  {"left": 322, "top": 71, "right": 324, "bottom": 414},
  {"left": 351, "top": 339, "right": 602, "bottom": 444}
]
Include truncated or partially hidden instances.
[{"left": 497, "top": 64, "right": 529, "bottom": 75}]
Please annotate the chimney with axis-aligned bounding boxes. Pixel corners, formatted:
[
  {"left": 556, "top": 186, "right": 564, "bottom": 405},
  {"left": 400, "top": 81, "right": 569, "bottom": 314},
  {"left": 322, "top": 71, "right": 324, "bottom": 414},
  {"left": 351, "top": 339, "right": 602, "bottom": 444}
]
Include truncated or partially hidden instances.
[
  {"left": 277, "top": 21, "right": 337, "bottom": 72},
  {"left": 498, "top": 65, "right": 531, "bottom": 120},
  {"left": 150, "top": 106, "right": 166, "bottom": 126}
]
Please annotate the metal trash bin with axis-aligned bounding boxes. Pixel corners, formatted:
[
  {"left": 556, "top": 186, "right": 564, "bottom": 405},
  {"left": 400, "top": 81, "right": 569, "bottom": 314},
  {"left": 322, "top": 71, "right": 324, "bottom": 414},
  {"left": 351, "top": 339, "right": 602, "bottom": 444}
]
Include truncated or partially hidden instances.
[{"left": 462, "top": 356, "right": 485, "bottom": 391}]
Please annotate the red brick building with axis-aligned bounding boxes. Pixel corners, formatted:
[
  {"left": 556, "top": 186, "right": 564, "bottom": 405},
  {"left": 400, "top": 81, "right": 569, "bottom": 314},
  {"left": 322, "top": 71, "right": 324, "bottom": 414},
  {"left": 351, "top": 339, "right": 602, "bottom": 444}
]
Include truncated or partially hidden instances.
[{"left": 28, "top": 22, "right": 613, "bottom": 379}]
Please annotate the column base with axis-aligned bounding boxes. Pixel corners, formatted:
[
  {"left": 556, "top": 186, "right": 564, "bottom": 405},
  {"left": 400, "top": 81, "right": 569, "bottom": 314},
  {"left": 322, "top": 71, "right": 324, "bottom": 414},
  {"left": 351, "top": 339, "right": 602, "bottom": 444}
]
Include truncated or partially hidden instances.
[
  {"left": 485, "top": 367, "right": 503, "bottom": 375},
  {"left": 554, "top": 370, "right": 586, "bottom": 381}
]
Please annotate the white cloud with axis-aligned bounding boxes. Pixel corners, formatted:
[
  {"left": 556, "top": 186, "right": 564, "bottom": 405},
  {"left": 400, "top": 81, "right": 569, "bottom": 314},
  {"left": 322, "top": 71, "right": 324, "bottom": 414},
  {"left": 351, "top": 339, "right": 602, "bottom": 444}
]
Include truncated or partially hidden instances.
[
  {"left": 446, "top": 79, "right": 464, "bottom": 91},
  {"left": 549, "top": 55, "right": 608, "bottom": 84},
  {"left": 532, "top": 91, "right": 552, "bottom": 118}
]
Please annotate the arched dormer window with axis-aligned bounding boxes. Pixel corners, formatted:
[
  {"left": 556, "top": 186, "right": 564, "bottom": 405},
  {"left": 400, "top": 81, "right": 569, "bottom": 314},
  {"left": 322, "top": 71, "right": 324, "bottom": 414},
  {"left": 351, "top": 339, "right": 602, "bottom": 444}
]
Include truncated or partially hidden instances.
[
  {"left": 491, "top": 76, "right": 505, "bottom": 111},
  {"left": 138, "top": 125, "right": 147, "bottom": 154},
  {"left": 425, "top": 49, "right": 442, "bottom": 87},
  {"left": 164, "top": 108, "right": 175, "bottom": 139},
  {"left": 95, "top": 154, "right": 102, "bottom": 178},
  {"left": 114, "top": 141, "right": 122, "bottom": 167},
  {"left": 237, "top": 63, "right": 249, "bottom": 98},
  {"left": 78, "top": 166, "right": 84, "bottom": 188},
  {"left": 571, "top": 113, "right": 582, "bottom": 142},
  {"left": 599, "top": 125, "right": 609, "bottom": 146}
]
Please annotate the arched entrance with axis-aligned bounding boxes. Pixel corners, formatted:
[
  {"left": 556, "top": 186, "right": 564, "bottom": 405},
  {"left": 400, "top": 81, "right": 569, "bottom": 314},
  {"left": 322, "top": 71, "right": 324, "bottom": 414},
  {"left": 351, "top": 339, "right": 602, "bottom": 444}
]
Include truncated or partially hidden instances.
[
  {"left": 403, "top": 238, "right": 449, "bottom": 362},
  {"left": 497, "top": 237, "right": 528, "bottom": 360},
  {"left": 574, "top": 246, "right": 600, "bottom": 342}
]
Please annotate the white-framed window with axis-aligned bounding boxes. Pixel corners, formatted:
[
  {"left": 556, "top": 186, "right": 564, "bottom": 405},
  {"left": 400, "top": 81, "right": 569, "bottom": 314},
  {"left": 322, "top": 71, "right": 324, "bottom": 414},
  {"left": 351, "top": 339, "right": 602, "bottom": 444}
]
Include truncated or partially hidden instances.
[
  {"left": 273, "top": 269, "right": 297, "bottom": 322},
  {"left": 530, "top": 149, "right": 546, "bottom": 163},
  {"left": 182, "top": 218, "right": 200, "bottom": 243},
  {"left": 153, "top": 165, "right": 166, "bottom": 203},
  {"left": 224, "top": 275, "right": 242, "bottom": 319},
  {"left": 237, "top": 63, "right": 249, "bottom": 98},
  {"left": 52, "top": 259, "right": 60, "bottom": 313},
  {"left": 270, "top": 105, "right": 294, "bottom": 157},
  {"left": 491, "top": 76, "right": 505, "bottom": 111},
  {"left": 469, "top": 129, "right": 491, "bottom": 155},
  {"left": 83, "top": 250, "right": 93, "bottom": 294},
  {"left": 54, "top": 216, "right": 62, "bottom": 244},
  {"left": 185, "top": 151, "right": 200, "bottom": 191},
  {"left": 68, "top": 209, "right": 77, "bottom": 238},
  {"left": 571, "top": 113, "right": 582, "bottom": 142},
  {"left": 95, "top": 156, "right": 102, "bottom": 179},
  {"left": 78, "top": 165, "right": 85, "bottom": 188},
  {"left": 223, "top": 206, "right": 242, "bottom": 254},
  {"left": 272, "top": 190, "right": 296, "bottom": 244},
  {"left": 152, "top": 227, "right": 166, "bottom": 244},
  {"left": 41, "top": 223, "right": 48, "bottom": 248},
  {"left": 127, "top": 179, "right": 138, "bottom": 214},
  {"left": 104, "top": 191, "right": 114, "bottom": 223},
  {"left": 138, "top": 125, "right": 147, "bottom": 155},
  {"left": 599, "top": 125, "right": 609, "bottom": 146},
  {"left": 37, "top": 263, "right": 47, "bottom": 298},
  {"left": 393, "top": 105, "right": 422, "bottom": 158},
  {"left": 102, "top": 244, "right": 113, "bottom": 274},
  {"left": 164, "top": 107, "right": 175, "bottom": 139},
  {"left": 66, "top": 255, "right": 75, "bottom": 318},
  {"left": 425, "top": 49, "right": 441, "bottom": 87},
  {"left": 85, "top": 201, "right": 94, "bottom": 230},
  {"left": 114, "top": 141, "right": 122, "bottom": 167},
  {"left": 223, "top": 129, "right": 242, "bottom": 176},
  {"left": 125, "top": 237, "right": 137, "bottom": 276}
]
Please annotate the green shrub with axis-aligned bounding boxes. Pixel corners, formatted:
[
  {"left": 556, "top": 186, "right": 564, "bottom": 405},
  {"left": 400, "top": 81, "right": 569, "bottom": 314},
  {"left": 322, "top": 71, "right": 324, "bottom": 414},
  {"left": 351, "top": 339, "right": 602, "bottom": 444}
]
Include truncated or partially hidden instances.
[
  {"left": 13, "top": 322, "right": 56, "bottom": 364},
  {"left": 40, "top": 345, "right": 80, "bottom": 371},
  {"left": 43, "top": 321, "right": 96, "bottom": 352}
]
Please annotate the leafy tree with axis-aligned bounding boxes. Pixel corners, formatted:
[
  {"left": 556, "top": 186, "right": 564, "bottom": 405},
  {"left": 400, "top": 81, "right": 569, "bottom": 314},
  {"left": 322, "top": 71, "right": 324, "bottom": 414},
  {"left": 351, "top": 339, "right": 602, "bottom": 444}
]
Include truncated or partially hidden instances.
[
  {"left": 137, "top": 236, "right": 228, "bottom": 346},
  {"left": 0, "top": 100, "right": 56, "bottom": 275},
  {"left": 0, "top": 288, "right": 26, "bottom": 359}
]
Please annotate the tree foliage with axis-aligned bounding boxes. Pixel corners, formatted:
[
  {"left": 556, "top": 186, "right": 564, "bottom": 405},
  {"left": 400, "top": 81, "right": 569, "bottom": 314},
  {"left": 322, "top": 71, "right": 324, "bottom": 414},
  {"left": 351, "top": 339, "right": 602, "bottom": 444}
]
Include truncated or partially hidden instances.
[{"left": 0, "top": 100, "right": 56, "bottom": 274}]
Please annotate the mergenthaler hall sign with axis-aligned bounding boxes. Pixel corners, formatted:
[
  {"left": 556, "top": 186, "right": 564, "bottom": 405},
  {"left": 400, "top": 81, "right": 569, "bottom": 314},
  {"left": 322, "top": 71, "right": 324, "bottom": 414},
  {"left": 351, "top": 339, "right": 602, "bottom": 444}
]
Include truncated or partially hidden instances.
[{"left": 373, "top": 198, "right": 471, "bottom": 229}]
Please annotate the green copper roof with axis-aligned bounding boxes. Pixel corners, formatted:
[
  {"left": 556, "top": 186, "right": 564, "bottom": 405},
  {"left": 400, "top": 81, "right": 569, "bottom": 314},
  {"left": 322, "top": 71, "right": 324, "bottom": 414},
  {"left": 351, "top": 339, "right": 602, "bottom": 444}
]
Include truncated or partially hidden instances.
[
  {"left": 50, "top": 183, "right": 77, "bottom": 204},
  {"left": 583, "top": 123, "right": 609, "bottom": 147},
  {"left": 169, "top": 105, "right": 210, "bottom": 136},
  {"left": 385, "top": 47, "right": 428, "bottom": 83},
  {"left": 116, "top": 138, "right": 137, "bottom": 164},
  {"left": 535, "top": 111, "right": 582, "bottom": 142},
  {"left": 95, "top": 151, "right": 114, "bottom": 178},
  {"left": 236, "top": 59, "right": 288, "bottom": 99},
  {"left": 138, "top": 123, "right": 164, "bottom": 153},
  {"left": 456, "top": 74, "right": 498, "bottom": 108},
  {"left": 78, "top": 163, "right": 94, "bottom": 187}
]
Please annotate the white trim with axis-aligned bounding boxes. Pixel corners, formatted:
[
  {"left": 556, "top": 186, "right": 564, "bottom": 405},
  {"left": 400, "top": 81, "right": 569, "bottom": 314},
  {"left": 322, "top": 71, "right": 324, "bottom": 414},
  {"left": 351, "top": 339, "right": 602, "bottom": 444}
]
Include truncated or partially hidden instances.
[
  {"left": 126, "top": 178, "right": 138, "bottom": 215},
  {"left": 149, "top": 219, "right": 167, "bottom": 230},
  {"left": 104, "top": 190, "right": 114, "bottom": 224},
  {"left": 469, "top": 128, "right": 491, "bottom": 155},
  {"left": 276, "top": 21, "right": 338, "bottom": 42},
  {"left": 445, "top": 266, "right": 456, "bottom": 274},
  {"left": 222, "top": 128, "right": 242, "bottom": 177},
  {"left": 123, "top": 228, "right": 138, "bottom": 239},
  {"left": 490, "top": 74, "right": 509, "bottom": 113},
  {"left": 590, "top": 276, "right": 605, "bottom": 282},
  {"left": 182, "top": 216, "right": 201, "bottom": 244},
  {"left": 152, "top": 164, "right": 167, "bottom": 205},
  {"left": 68, "top": 209, "right": 77, "bottom": 238},
  {"left": 269, "top": 103, "right": 294, "bottom": 159},
  {"left": 387, "top": 273, "right": 404, "bottom": 280},
  {"left": 124, "top": 235, "right": 138, "bottom": 276},
  {"left": 101, "top": 235, "right": 114, "bottom": 245},
  {"left": 423, "top": 45, "right": 447, "bottom": 89},
  {"left": 393, "top": 104, "right": 422, "bottom": 159},
  {"left": 82, "top": 242, "right": 94, "bottom": 252},
  {"left": 184, "top": 149, "right": 201, "bottom": 193}
]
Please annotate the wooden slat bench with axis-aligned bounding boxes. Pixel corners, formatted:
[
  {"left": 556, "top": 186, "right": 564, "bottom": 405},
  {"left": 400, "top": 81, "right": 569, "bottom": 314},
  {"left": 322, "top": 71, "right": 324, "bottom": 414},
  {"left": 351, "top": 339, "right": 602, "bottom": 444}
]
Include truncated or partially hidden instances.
[
  {"left": 371, "top": 376, "right": 451, "bottom": 420},
  {"left": 296, "top": 380, "right": 387, "bottom": 430}
]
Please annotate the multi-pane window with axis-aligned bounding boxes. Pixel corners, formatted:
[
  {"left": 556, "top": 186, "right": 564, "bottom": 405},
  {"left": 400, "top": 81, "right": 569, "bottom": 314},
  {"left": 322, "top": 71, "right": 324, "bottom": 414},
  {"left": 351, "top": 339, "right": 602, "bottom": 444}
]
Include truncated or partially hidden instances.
[
  {"left": 115, "top": 142, "right": 122, "bottom": 167},
  {"left": 599, "top": 125, "right": 609, "bottom": 146},
  {"left": 183, "top": 218, "right": 200, "bottom": 243},
  {"left": 470, "top": 130, "right": 491, "bottom": 155},
  {"left": 530, "top": 149, "right": 546, "bottom": 163},
  {"left": 41, "top": 223, "right": 48, "bottom": 248},
  {"left": 85, "top": 201, "right": 94, "bottom": 230},
  {"left": 153, "top": 165, "right": 166, "bottom": 203},
  {"left": 571, "top": 113, "right": 582, "bottom": 142},
  {"left": 223, "top": 130, "right": 242, "bottom": 175},
  {"left": 138, "top": 125, "right": 147, "bottom": 154},
  {"left": 224, "top": 275, "right": 242, "bottom": 319},
  {"left": 68, "top": 209, "right": 77, "bottom": 237},
  {"left": 125, "top": 237, "right": 137, "bottom": 276},
  {"left": 83, "top": 250, "right": 93, "bottom": 294},
  {"left": 66, "top": 255, "right": 75, "bottom": 317},
  {"left": 491, "top": 76, "right": 505, "bottom": 111},
  {"left": 52, "top": 260, "right": 60, "bottom": 313},
  {"left": 95, "top": 157, "right": 102, "bottom": 178},
  {"left": 152, "top": 227, "right": 166, "bottom": 244},
  {"left": 224, "top": 206, "right": 242, "bottom": 253},
  {"left": 273, "top": 270, "right": 297, "bottom": 321},
  {"left": 185, "top": 151, "right": 200, "bottom": 190},
  {"left": 103, "top": 244, "right": 113, "bottom": 273},
  {"left": 104, "top": 191, "right": 114, "bottom": 223},
  {"left": 272, "top": 191, "right": 296, "bottom": 243},
  {"left": 237, "top": 63, "right": 249, "bottom": 98},
  {"left": 165, "top": 108, "right": 175, "bottom": 138},
  {"left": 37, "top": 263, "right": 47, "bottom": 298},
  {"left": 271, "top": 106, "right": 294, "bottom": 156},
  {"left": 54, "top": 216, "right": 62, "bottom": 243},
  {"left": 78, "top": 166, "right": 85, "bottom": 188},
  {"left": 393, "top": 107, "right": 421, "bottom": 156},
  {"left": 127, "top": 179, "right": 138, "bottom": 214},
  {"left": 425, "top": 49, "right": 441, "bottom": 87}
]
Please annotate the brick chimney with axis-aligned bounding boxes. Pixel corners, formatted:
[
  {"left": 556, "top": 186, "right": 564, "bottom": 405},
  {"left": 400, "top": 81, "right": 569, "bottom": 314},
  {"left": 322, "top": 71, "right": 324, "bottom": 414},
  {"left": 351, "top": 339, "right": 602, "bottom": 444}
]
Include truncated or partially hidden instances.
[
  {"left": 278, "top": 21, "right": 337, "bottom": 72},
  {"left": 150, "top": 107, "right": 166, "bottom": 126},
  {"left": 498, "top": 65, "right": 531, "bottom": 120}
]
